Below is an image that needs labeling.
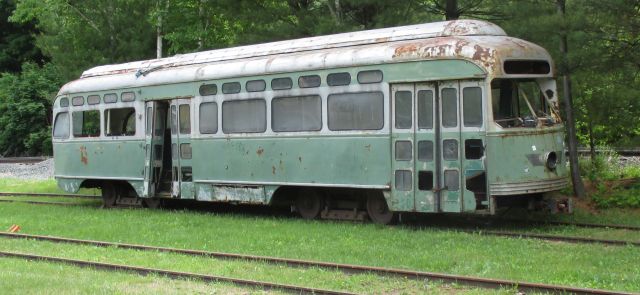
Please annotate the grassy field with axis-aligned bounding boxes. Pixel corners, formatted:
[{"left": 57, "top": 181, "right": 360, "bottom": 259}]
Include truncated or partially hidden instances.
[{"left": 0, "top": 178, "right": 639, "bottom": 293}]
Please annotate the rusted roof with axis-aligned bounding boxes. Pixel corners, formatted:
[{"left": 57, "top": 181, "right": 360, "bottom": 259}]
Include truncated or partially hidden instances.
[{"left": 80, "top": 20, "right": 505, "bottom": 79}]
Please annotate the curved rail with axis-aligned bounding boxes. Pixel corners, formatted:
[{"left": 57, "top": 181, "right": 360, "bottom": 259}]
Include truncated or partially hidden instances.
[
  {"left": 0, "top": 232, "right": 632, "bottom": 294},
  {"left": 0, "top": 250, "right": 352, "bottom": 295}
]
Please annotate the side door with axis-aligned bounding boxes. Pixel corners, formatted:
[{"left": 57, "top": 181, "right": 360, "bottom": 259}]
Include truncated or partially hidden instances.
[
  {"left": 459, "top": 80, "right": 487, "bottom": 211},
  {"left": 169, "top": 99, "right": 194, "bottom": 199},
  {"left": 143, "top": 101, "right": 167, "bottom": 198},
  {"left": 413, "top": 83, "right": 438, "bottom": 212},
  {"left": 438, "top": 81, "right": 463, "bottom": 212},
  {"left": 391, "top": 84, "right": 415, "bottom": 211}
]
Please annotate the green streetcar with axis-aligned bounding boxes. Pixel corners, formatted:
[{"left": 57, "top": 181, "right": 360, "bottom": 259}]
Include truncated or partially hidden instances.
[{"left": 52, "top": 20, "right": 568, "bottom": 223}]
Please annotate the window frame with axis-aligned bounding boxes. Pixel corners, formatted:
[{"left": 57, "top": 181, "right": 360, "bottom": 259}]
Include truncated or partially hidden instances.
[
  {"left": 222, "top": 98, "right": 267, "bottom": 134},
  {"left": 327, "top": 91, "right": 384, "bottom": 131},
  {"left": 271, "top": 95, "right": 323, "bottom": 133}
]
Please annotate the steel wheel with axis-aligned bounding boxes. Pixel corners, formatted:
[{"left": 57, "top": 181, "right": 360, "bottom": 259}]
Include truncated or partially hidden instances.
[
  {"left": 101, "top": 183, "right": 118, "bottom": 208},
  {"left": 366, "top": 193, "right": 395, "bottom": 224},
  {"left": 295, "top": 189, "right": 324, "bottom": 219},
  {"left": 143, "top": 198, "right": 163, "bottom": 209}
]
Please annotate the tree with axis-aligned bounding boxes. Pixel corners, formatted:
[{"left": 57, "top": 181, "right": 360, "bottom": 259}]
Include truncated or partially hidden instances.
[
  {"left": 0, "top": 62, "right": 62, "bottom": 156},
  {"left": 11, "top": 0, "right": 157, "bottom": 80},
  {"left": 0, "top": 0, "right": 44, "bottom": 72}
]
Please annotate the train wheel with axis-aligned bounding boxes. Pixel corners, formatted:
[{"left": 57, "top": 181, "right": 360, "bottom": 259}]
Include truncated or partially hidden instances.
[
  {"left": 143, "top": 198, "right": 162, "bottom": 209},
  {"left": 101, "top": 183, "right": 118, "bottom": 208},
  {"left": 295, "top": 189, "right": 324, "bottom": 219},
  {"left": 366, "top": 193, "right": 395, "bottom": 224}
]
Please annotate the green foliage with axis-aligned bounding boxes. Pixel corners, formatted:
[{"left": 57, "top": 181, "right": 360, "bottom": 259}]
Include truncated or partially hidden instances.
[
  {"left": 0, "top": 0, "right": 44, "bottom": 73},
  {"left": 591, "top": 181, "right": 640, "bottom": 209},
  {"left": 0, "top": 62, "right": 62, "bottom": 156}
]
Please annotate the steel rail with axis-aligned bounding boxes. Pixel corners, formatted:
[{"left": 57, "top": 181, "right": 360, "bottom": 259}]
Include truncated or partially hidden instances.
[
  {"left": 0, "top": 192, "right": 99, "bottom": 198},
  {"left": 0, "top": 232, "right": 633, "bottom": 295},
  {"left": 0, "top": 250, "right": 353, "bottom": 295},
  {"left": 470, "top": 230, "right": 640, "bottom": 247},
  {"left": 496, "top": 218, "right": 640, "bottom": 231},
  {"left": 0, "top": 199, "right": 85, "bottom": 206},
  {"left": 0, "top": 157, "right": 48, "bottom": 164}
]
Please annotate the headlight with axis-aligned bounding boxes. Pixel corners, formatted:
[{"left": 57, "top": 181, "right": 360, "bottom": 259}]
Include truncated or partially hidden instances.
[{"left": 545, "top": 152, "right": 557, "bottom": 170}]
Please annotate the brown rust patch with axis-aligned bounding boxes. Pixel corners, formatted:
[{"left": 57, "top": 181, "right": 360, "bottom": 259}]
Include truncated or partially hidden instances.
[
  {"left": 471, "top": 44, "right": 496, "bottom": 69},
  {"left": 256, "top": 147, "right": 264, "bottom": 156},
  {"left": 80, "top": 146, "right": 88, "bottom": 165}
]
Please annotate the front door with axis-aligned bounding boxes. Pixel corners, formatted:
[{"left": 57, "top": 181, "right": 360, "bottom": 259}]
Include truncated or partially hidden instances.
[
  {"left": 391, "top": 81, "right": 486, "bottom": 213},
  {"left": 169, "top": 99, "right": 194, "bottom": 199},
  {"left": 143, "top": 101, "right": 168, "bottom": 198}
]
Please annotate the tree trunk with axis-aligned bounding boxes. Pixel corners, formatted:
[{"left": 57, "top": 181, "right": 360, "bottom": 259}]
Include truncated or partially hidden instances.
[
  {"left": 445, "top": 0, "right": 459, "bottom": 20},
  {"left": 557, "top": 0, "right": 586, "bottom": 198},
  {"left": 588, "top": 120, "right": 596, "bottom": 163}
]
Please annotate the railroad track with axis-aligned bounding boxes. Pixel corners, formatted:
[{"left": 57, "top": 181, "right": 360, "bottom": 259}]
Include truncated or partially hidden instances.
[
  {"left": 0, "top": 157, "right": 49, "bottom": 164},
  {"left": 0, "top": 250, "right": 351, "bottom": 295},
  {"left": 0, "top": 192, "right": 99, "bottom": 198},
  {"left": 0, "top": 232, "right": 633, "bottom": 295},
  {"left": 1, "top": 192, "right": 639, "bottom": 247}
]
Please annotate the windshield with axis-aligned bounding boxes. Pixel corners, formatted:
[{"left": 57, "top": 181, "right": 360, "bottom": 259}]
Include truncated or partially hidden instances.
[{"left": 491, "top": 79, "right": 559, "bottom": 128}]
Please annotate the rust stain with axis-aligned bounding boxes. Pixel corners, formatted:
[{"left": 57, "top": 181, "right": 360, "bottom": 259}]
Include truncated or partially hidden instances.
[
  {"left": 80, "top": 146, "right": 88, "bottom": 165},
  {"left": 256, "top": 147, "right": 264, "bottom": 156},
  {"left": 272, "top": 166, "right": 276, "bottom": 175},
  {"left": 298, "top": 156, "right": 302, "bottom": 163}
]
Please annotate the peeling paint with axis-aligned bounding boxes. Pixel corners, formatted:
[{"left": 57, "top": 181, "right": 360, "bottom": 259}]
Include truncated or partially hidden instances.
[{"left": 80, "top": 146, "right": 88, "bottom": 165}]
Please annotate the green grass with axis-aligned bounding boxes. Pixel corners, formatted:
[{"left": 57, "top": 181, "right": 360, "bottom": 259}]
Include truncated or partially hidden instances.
[
  {"left": 0, "top": 238, "right": 492, "bottom": 294},
  {"left": 0, "top": 202, "right": 638, "bottom": 292},
  {"left": 0, "top": 256, "right": 271, "bottom": 294},
  {"left": 0, "top": 178, "right": 99, "bottom": 195},
  {"left": 0, "top": 178, "right": 639, "bottom": 292}
]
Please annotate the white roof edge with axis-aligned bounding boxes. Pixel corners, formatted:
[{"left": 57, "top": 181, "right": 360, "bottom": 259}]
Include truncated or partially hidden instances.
[{"left": 81, "top": 19, "right": 506, "bottom": 78}]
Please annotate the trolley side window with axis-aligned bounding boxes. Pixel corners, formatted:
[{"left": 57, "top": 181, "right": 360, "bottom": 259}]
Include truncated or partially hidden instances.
[
  {"left": 463, "top": 87, "right": 483, "bottom": 127},
  {"left": 327, "top": 91, "right": 384, "bottom": 131},
  {"left": 53, "top": 112, "right": 70, "bottom": 139},
  {"left": 105, "top": 107, "right": 136, "bottom": 136},
  {"left": 199, "top": 102, "right": 218, "bottom": 134},
  {"left": 179, "top": 104, "right": 191, "bottom": 134},
  {"left": 272, "top": 95, "right": 322, "bottom": 132},
  {"left": 72, "top": 110, "right": 100, "bottom": 137},
  {"left": 222, "top": 99, "right": 266, "bottom": 133}
]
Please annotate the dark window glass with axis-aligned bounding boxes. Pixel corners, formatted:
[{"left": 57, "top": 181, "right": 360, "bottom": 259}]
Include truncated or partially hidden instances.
[
  {"left": 199, "top": 84, "right": 217, "bottom": 96},
  {"left": 417, "top": 90, "right": 433, "bottom": 129},
  {"left": 327, "top": 72, "right": 351, "bottom": 86},
  {"left": 199, "top": 102, "right": 218, "bottom": 134},
  {"left": 121, "top": 92, "right": 135, "bottom": 102},
  {"left": 442, "top": 88, "right": 458, "bottom": 127},
  {"left": 418, "top": 140, "right": 433, "bottom": 162},
  {"left": 418, "top": 171, "right": 434, "bottom": 191},
  {"left": 504, "top": 60, "right": 550, "bottom": 75},
  {"left": 72, "top": 96, "right": 84, "bottom": 106},
  {"left": 105, "top": 108, "right": 136, "bottom": 136},
  {"left": 443, "top": 139, "right": 458, "bottom": 160},
  {"left": 172, "top": 143, "right": 177, "bottom": 160},
  {"left": 180, "top": 143, "right": 192, "bottom": 159},
  {"left": 246, "top": 80, "right": 266, "bottom": 92},
  {"left": 170, "top": 105, "right": 177, "bottom": 135},
  {"left": 357, "top": 70, "right": 383, "bottom": 84},
  {"left": 395, "top": 141, "right": 412, "bottom": 161},
  {"left": 60, "top": 97, "right": 69, "bottom": 107},
  {"left": 463, "top": 87, "right": 483, "bottom": 127},
  {"left": 328, "top": 92, "right": 384, "bottom": 131},
  {"left": 445, "top": 170, "right": 459, "bottom": 191},
  {"left": 465, "top": 139, "right": 484, "bottom": 159},
  {"left": 179, "top": 104, "right": 191, "bottom": 134},
  {"left": 146, "top": 107, "right": 152, "bottom": 135},
  {"left": 104, "top": 93, "right": 117, "bottom": 103},
  {"left": 395, "top": 91, "right": 412, "bottom": 129},
  {"left": 272, "top": 95, "right": 321, "bottom": 132},
  {"left": 271, "top": 77, "right": 293, "bottom": 90},
  {"left": 298, "top": 75, "right": 321, "bottom": 88},
  {"left": 155, "top": 105, "right": 165, "bottom": 136},
  {"left": 87, "top": 95, "right": 100, "bottom": 105},
  {"left": 222, "top": 82, "right": 241, "bottom": 94},
  {"left": 395, "top": 170, "right": 412, "bottom": 191},
  {"left": 72, "top": 110, "right": 100, "bottom": 137},
  {"left": 222, "top": 99, "right": 266, "bottom": 133},
  {"left": 53, "top": 112, "right": 70, "bottom": 139}
]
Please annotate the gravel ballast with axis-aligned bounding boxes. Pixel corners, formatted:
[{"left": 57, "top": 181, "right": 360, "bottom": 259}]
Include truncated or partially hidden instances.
[{"left": 0, "top": 158, "right": 54, "bottom": 180}]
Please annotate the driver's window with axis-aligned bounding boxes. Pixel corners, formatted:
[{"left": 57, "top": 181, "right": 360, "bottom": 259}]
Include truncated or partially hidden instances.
[{"left": 105, "top": 107, "right": 136, "bottom": 136}]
